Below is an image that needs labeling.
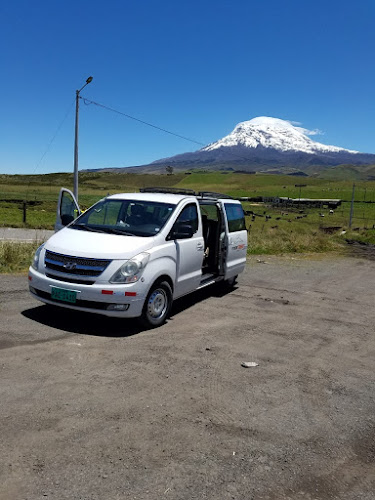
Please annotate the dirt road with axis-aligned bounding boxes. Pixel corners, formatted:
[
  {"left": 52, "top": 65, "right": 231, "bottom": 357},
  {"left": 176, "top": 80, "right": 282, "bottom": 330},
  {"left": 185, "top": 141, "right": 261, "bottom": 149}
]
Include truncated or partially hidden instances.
[
  {"left": 0, "top": 255, "right": 374, "bottom": 500},
  {"left": 0, "top": 227, "right": 54, "bottom": 242}
]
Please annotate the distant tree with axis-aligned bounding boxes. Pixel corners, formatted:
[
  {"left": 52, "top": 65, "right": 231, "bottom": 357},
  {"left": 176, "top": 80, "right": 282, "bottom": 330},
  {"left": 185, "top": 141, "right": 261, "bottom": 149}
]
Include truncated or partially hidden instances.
[{"left": 165, "top": 165, "right": 174, "bottom": 175}]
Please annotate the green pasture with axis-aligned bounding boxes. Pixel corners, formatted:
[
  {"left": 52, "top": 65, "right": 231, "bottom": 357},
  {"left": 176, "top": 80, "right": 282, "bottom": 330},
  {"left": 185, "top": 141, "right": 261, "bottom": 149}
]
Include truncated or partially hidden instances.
[
  {"left": 179, "top": 172, "right": 375, "bottom": 201},
  {"left": 1, "top": 172, "right": 375, "bottom": 264},
  {"left": 242, "top": 200, "right": 375, "bottom": 253}
]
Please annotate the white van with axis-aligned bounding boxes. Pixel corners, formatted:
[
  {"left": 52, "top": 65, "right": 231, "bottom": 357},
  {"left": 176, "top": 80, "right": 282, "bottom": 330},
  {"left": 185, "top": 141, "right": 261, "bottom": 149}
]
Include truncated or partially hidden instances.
[{"left": 28, "top": 187, "right": 248, "bottom": 327}]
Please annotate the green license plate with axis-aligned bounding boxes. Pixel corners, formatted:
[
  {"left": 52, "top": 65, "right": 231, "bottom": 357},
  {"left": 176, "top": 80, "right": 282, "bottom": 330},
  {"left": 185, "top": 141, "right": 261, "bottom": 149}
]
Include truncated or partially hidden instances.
[{"left": 51, "top": 287, "right": 77, "bottom": 304}]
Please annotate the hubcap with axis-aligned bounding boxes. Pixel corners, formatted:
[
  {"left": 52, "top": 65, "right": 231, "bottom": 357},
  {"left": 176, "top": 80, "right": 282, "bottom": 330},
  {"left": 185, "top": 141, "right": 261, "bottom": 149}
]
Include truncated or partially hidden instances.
[{"left": 147, "top": 288, "right": 167, "bottom": 319}]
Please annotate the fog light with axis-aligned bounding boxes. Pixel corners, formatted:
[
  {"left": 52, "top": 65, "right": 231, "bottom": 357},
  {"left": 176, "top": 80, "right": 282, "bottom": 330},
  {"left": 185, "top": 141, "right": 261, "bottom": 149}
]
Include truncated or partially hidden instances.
[
  {"left": 107, "top": 304, "right": 129, "bottom": 311},
  {"left": 29, "top": 286, "right": 36, "bottom": 294}
]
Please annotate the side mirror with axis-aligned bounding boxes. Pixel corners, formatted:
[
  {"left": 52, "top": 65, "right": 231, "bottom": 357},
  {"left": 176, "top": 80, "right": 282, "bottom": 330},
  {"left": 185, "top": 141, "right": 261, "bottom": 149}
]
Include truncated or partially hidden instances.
[
  {"left": 61, "top": 214, "right": 75, "bottom": 226},
  {"left": 167, "top": 223, "right": 194, "bottom": 240}
]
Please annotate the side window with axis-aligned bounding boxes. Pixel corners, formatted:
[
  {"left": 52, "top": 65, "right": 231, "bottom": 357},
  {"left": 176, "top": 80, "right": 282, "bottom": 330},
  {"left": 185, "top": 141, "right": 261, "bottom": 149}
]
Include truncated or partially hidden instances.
[
  {"left": 175, "top": 203, "right": 199, "bottom": 233},
  {"left": 60, "top": 191, "right": 79, "bottom": 225},
  {"left": 200, "top": 204, "right": 219, "bottom": 221},
  {"left": 224, "top": 203, "right": 246, "bottom": 233}
]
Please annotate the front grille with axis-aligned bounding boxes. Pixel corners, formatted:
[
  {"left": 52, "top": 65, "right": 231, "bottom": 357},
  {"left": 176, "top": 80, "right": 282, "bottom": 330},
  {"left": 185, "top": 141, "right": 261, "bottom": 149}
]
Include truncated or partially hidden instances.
[
  {"left": 46, "top": 273, "right": 95, "bottom": 285},
  {"left": 45, "top": 250, "right": 111, "bottom": 277}
]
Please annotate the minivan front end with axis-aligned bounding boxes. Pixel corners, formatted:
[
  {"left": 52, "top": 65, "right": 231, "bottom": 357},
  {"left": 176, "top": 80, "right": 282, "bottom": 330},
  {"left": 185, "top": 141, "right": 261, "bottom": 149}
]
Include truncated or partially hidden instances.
[{"left": 28, "top": 244, "right": 152, "bottom": 318}]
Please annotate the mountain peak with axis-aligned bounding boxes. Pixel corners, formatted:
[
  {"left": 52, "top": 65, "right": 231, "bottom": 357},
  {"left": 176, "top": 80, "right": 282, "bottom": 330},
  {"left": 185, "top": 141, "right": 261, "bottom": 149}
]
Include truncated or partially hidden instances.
[
  {"left": 147, "top": 115, "right": 375, "bottom": 174},
  {"left": 241, "top": 116, "right": 296, "bottom": 129},
  {"left": 202, "top": 116, "right": 358, "bottom": 155}
]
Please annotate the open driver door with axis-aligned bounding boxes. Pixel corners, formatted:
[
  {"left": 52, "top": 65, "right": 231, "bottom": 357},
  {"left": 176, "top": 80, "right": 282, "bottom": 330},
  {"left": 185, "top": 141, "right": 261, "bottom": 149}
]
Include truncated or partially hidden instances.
[{"left": 55, "top": 188, "right": 81, "bottom": 232}]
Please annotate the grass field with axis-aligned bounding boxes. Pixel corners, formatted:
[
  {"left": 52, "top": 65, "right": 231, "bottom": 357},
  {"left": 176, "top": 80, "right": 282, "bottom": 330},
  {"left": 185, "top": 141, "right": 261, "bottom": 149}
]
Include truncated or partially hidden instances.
[{"left": 1, "top": 171, "right": 375, "bottom": 264}]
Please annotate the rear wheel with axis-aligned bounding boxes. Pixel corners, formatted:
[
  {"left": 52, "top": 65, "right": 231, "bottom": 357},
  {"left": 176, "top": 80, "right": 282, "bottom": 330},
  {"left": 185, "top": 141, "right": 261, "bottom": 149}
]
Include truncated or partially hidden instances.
[
  {"left": 224, "top": 275, "right": 237, "bottom": 287},
  {"left": 140, "top": 281, "right": 172, "bottom": 328},
  {"left": 217, "top": 275, "right": 238, "bottom": 292}
]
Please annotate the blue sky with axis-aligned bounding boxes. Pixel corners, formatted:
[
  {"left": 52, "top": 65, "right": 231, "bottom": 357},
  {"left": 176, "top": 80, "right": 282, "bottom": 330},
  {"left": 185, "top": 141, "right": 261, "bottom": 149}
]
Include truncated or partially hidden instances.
[{"left": 0, "top": 0, "right": 374, "bottom": 175}]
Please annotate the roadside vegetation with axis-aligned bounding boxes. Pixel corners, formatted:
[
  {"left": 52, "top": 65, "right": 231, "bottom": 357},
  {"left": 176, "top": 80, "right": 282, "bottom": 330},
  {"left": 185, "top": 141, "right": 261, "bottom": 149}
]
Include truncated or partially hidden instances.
[
  {"left": 0, "top": 241, "right": 41, "bottom": 273},
  {"left": 1, "top": 171, "right": 374, "bottom": 268}
]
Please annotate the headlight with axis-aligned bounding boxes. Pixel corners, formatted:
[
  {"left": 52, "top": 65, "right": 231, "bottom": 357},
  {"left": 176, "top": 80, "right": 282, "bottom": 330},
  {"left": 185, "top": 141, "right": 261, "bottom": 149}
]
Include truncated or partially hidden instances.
[
  {"left": 31, "top": 244, "right": 45, "bottom": 271},
  {"left": 110, "top": 252, "right": 150, "bottom": 283}
]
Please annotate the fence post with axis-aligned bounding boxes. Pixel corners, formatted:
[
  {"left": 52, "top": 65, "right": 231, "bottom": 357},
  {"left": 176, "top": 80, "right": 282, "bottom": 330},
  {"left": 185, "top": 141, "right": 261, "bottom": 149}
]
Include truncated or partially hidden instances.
[
  {"left": 349, "top": 184, "right": 355, "bottom": 229},
  {"left": 23, "top": 201, "right": 27, "bottom": 224}
]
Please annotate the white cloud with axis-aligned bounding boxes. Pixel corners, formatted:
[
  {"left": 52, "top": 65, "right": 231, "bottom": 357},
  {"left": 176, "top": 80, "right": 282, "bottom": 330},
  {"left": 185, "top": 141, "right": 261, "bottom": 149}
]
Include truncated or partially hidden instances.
[{"left": 291, "top": 122, "right": 324, "bottom": 136}]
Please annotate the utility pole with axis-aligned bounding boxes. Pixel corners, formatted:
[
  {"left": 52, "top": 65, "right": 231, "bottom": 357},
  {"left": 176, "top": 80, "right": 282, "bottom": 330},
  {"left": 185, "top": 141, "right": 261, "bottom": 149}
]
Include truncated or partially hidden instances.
[
  {"left": 73, "top": 76, "right": 93, "bottom": 203},
  {"left": 349, "top": 183, "right": 355, "bottom": 229}
]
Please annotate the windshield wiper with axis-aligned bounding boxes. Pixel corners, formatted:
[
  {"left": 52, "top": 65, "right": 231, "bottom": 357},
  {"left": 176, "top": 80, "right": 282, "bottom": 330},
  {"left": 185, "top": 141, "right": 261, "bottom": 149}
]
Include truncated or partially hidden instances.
[
  {"left": 72, "top": 224, "right": 108, "bottom": 233},
  {"left": 103, "top": 228, "right": 135, "bottom": 236},
  {"left": 73, "top": 224, "right": 135, "bottom": 236}
]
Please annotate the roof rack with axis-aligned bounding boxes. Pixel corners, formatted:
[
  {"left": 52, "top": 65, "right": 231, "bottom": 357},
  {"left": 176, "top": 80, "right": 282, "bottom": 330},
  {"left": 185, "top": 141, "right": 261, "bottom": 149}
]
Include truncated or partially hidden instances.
[
  {"left": 198, "top": 191, "right": 234, "bottom": 200},
  {"left": 140, "top": 187, "right": 196, "bottom": 196},
  {"left": 139, "top": 187, "right": 234, "bottom": 200}
]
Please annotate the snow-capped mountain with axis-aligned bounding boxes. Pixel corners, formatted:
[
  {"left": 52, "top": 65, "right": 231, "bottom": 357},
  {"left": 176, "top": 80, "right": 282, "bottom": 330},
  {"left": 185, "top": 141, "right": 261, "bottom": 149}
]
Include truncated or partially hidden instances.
[
  {"left": 148, "top": 116, "right": 375, "bottom": 173},
  {"left": 94, "top": 116, "right": 375, "bottom": 176},
  {"left": 202, "top": 117, "right": 358, "bottom": 155}
]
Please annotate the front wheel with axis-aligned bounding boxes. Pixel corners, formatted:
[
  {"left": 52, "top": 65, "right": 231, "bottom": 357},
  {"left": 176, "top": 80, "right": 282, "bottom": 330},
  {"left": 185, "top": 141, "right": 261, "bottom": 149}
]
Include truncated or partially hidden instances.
[{"left": 140, "top": 281, "right": 173, "bottom": 328}]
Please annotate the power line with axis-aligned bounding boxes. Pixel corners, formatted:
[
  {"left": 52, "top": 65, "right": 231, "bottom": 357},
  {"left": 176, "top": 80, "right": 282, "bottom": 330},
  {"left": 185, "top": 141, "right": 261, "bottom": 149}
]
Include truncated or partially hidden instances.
[
  {"left": 25, "top": 99, "right": 75, "bottom": 199},
  {"left": 82, "top": 97, "right": 205, "bottom": 147},
  {"left": 30, "top": 100, "right": 75, "bottom": 176},
  {"left": 81, "top": 97, "right": 266, "bottom": 165}
]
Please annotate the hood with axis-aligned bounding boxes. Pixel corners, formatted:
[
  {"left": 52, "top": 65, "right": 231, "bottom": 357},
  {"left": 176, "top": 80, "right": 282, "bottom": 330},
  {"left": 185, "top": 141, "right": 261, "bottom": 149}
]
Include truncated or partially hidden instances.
[{"left": 45, "top": 227, "right": 155, "bottom": 260}]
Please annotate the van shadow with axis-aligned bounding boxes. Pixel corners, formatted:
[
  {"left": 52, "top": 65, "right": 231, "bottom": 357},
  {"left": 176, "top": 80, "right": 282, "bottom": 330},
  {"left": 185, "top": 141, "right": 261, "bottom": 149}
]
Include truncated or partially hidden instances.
[
  {"left": 21, "top": 284, "right": 238, "bottom": 338},
  {"left": 169, "top": 283, "right": 238, "bottom": 318},
  {"left": 21, "top": 306, "right": 142, "bottom": 338}
]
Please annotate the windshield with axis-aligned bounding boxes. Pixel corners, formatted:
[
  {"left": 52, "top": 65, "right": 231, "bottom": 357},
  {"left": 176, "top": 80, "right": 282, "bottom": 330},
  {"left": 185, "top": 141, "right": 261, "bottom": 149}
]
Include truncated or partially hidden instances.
[{"left": 70, "top": 199, "right": 176, "bottom": 237}]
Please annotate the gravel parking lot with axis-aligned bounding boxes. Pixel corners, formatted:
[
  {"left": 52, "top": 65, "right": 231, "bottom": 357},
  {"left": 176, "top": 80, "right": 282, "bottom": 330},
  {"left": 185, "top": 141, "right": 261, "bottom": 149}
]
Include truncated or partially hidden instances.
[{"left": 0, "top": 255, "right": 374, "bottom": 500}]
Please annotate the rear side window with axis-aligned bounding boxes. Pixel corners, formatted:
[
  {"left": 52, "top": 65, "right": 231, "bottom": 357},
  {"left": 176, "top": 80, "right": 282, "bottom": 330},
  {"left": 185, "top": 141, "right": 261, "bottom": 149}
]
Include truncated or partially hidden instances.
[
  {"left": 200, "top": 204, "right": 219, "bottom": 221},
  {"left": 224, "top": 203, "right": 246, "bottom": 233}
]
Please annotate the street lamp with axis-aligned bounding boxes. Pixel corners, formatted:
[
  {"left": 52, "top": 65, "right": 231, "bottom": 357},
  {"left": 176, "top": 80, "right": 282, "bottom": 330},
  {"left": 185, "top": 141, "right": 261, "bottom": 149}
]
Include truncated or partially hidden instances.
[{"left": 73, "top": 76, "right": 93, "bottom": 202}]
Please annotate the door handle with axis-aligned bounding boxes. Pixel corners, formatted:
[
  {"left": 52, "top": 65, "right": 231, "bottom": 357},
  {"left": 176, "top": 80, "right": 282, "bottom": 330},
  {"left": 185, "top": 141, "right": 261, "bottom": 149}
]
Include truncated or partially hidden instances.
[{"left": 197, "top": 242, "right": 204, "bottom": 251}]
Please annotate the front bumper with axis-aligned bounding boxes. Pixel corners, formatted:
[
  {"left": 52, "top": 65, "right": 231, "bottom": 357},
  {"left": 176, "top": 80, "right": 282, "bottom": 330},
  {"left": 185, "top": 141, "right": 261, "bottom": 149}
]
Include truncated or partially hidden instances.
[{"left": 28, "top": 267, "right": 146, "bottom": 318}]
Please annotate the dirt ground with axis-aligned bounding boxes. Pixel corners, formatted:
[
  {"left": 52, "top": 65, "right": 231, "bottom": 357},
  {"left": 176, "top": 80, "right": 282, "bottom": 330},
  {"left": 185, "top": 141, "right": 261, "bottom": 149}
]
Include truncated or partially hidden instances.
[{"left": 0, "top": 254, "right": 374, "bottom": 500}]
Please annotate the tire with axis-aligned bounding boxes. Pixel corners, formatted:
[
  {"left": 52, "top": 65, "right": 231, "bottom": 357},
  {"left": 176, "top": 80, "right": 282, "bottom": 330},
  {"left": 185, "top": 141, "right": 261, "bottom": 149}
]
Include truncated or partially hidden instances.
[
  {"left": 224, "top": 275, "right": 237, "bottom": 287},
  {"left": 217, "top": 275, "right": 238, "bottom": 292},
  {"left": 140, "top": 281, "right": 173, "bottom": 328}
]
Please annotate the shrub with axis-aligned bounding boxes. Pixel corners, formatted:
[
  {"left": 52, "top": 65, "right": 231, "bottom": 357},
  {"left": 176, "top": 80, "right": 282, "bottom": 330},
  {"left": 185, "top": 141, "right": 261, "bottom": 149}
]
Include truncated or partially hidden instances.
[{"left": 0, "top": 241, "right": 41, "bottom": 273}]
